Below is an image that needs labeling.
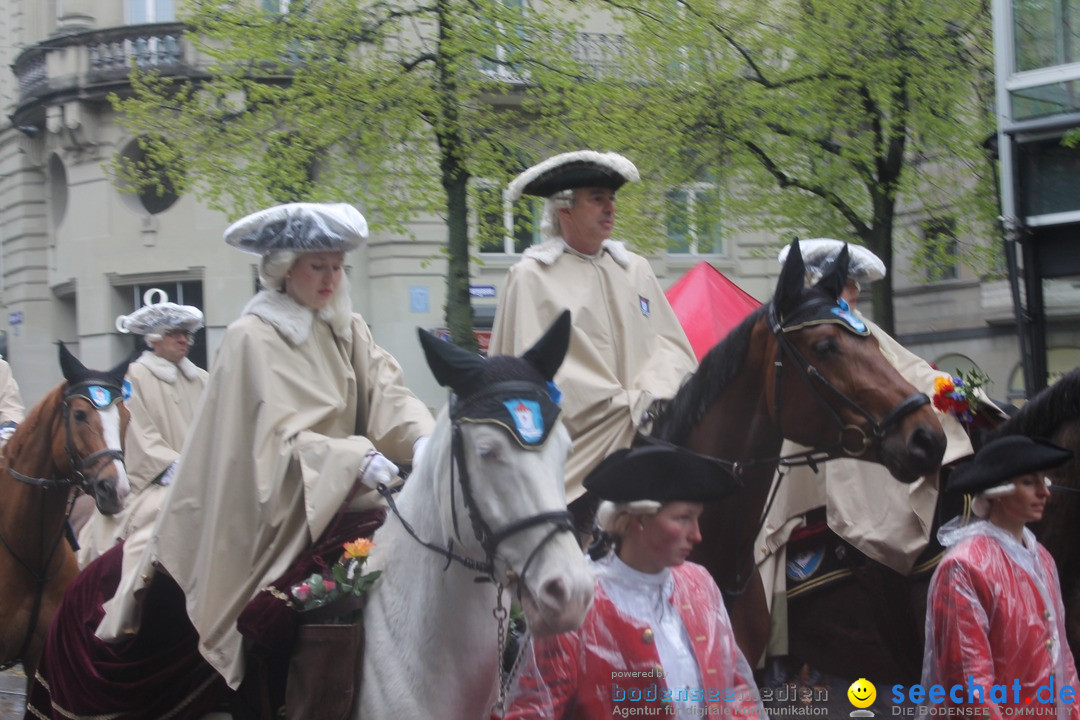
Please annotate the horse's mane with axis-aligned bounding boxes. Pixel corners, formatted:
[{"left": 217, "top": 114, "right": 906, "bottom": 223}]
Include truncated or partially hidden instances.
[
  {"left": 996, "top": 367, "right": 1080, "bottom": 440},
  {"left": 653, "top": 305, "right": 767, "bottom": 444},
  {"left": 2, "top": 382, "right": 65, "bottom": 474}
]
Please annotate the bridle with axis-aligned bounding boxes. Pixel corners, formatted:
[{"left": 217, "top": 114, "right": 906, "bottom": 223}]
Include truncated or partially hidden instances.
[
  {"left": 713, "top": 301, "right": 930, "bottom": 597},
  {"left": 768, "top": 302, "right": 929, "bottom": 460},
  {"left": 378, "top": 379, "right": 576, "bottom": 587},
  {"left": 0, "top": 379, "right": 126, "bottom": 671}
]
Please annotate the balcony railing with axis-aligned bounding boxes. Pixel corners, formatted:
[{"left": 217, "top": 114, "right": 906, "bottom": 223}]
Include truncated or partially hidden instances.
[
  {"left": 13, "top": 23, "right": 631, "bottom": 116},
  {"left": 13, "top": 22, "right": 191, "bottom": 108}
]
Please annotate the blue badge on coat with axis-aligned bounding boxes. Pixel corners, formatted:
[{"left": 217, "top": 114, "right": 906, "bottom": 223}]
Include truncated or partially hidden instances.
[
  {"left": 786, "top": 546, "right": 825, "bottom": 582},
  {"left": 122, "top": 379, "right": 132, "bottom": 402},
  {"left": 503, "top": 399, "right": 544, "bottom": 444},
  {"left": 639, "top": 296, "right": 651, "bottom": 317}
]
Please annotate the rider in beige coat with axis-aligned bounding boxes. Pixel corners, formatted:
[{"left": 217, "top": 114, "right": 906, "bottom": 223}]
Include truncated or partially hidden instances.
[
  {"left": 0, "top": 355, "right": 25, "bottom": 454},
  {"left": 97, "top": 203, "right": 435, "bottom": 689},
  {"left": 489, "top": 151, "right": 697, "bottom": 532},
  {"left": 76, "top": 302, "right": 208, "bottom": 566}
]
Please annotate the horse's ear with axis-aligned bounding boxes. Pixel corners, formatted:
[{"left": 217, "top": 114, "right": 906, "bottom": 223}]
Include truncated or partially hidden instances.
[
  {"left": 775, "top": 238, "right": 805, "bottom": 316},
  {"left": 522, "top": 310, "right": 571, "bottom": 382},
  {"left": 815, "top": 243, "right": 850, "bottom": 302},
  {"left": 108, "top": 352, "right": 133, "bottom": 385},
  {"left": 58, "top": 341, "right": 89, "bottom": 384},
  {"left": 417, "top": 329, "right": 486, "bottom": 395}
]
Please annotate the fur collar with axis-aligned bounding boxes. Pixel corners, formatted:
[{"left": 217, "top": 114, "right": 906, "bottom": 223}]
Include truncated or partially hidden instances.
[
  {"left": 134, "top": 350, "right": 202, "bottom": 383},
  {"left": 242, "top": 289, "right": 353, "bottom": 345},
  {"left": 522, "top": 238, "right": 631, "bottom": 268}
]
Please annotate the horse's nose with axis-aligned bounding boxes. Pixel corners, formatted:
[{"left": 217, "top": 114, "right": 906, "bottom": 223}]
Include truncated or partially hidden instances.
[
  {"left": 906, "top": 425, "right": 946, "bottom": 472},
  {"left": 94, "top": 478, "right": 123, "bottom": 515},
  {"left": 538, "top": 576, "right": 569, "bottom": 609}
]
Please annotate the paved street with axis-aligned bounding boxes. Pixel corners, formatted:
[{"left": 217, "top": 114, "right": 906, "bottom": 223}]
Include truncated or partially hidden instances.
[{"left": 0, "top": 668, "right": 25, "bottom": 719}]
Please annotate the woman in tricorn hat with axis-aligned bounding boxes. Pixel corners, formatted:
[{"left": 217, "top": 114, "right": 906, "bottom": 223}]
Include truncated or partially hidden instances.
[
  {"left": 500, "top": 444, "right": 763, "bottom": 720},
  {"left": 922, "top": 435, "right": 1080, "bottom": 719}
]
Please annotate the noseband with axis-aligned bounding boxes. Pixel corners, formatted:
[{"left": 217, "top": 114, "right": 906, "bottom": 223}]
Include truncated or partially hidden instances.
[
  {"left": 379, "top": 380, "right": 575, "bottom": 588},
  {"left": 768, "top": 304, "right": 929, "bottom": 457}
]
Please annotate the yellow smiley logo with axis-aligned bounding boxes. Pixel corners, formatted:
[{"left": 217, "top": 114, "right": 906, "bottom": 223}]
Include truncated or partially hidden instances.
[{"left": 847, "top": 678, "right": 876, "bottom": 709}]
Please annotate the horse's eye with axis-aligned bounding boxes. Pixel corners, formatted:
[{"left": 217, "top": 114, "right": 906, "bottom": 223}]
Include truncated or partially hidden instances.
[
  {"left": 812, "top": 338, "right": 838, "bottom": 357},
  {"left": 73, "top": 409, "right": 89, "bottom": 423},
  {"left": 478, "top": 447, "right": 499, "bottom": 460}
]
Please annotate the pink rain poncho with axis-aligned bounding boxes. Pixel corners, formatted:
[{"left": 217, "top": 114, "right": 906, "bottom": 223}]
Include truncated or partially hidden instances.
[{"left": 922, "top": 518, "right": 1080, "bottom": 720}]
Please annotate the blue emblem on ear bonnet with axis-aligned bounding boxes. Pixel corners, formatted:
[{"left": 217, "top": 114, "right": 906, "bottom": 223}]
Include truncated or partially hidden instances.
[
  {"left": 504, "top": 399, "right": 544, "bottom": 444},
  {"left": 831, "top": 299, "right": 867, "bottom": 333}
]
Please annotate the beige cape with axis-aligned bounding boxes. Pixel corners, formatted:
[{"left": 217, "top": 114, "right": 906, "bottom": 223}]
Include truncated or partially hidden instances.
[
  {"left": 97, "top": 291, "right": 434, "bottom": 689},
  {"left": 489, "top": 240, "right": 697, "bottom": 501}
]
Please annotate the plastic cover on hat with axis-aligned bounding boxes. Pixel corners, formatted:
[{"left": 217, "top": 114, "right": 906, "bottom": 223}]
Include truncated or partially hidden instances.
[
  {"left": 921, "top": 520, "right": 1079, "bottom": 718},
  {"left": 777, "top": 238, "right": 886, "bottom": 285},
  {"left": 501, "top": 560, "right": 766, "bottom": 719},
  {"left": 224, "top": 202, "right": 368, "bottom": 255},
  {"left": 118, "top": 302, "right": 204, "bottom": 336}
]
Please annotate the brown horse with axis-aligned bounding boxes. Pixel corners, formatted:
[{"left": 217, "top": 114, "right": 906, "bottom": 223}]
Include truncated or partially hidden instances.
[
  {"left": 650, "top": 240, "right": 947, "bottom": 671},
  {"left": 996, "top": 367, "right": 1080, "bottom": 656},
  {"left": 0, "top": 343, "right": 130, "bottom": 679}
]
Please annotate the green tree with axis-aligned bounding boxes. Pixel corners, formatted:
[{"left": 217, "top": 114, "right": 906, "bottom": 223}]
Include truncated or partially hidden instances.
[
  {"left": 113, "top": 0, "right": 587, "bottom": 348},
  {"left": 577, "top": 0, "right": 1000, "bottom": 332}
]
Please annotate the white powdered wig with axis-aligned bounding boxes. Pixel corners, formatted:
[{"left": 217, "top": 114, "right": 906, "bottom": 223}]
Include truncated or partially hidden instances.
[
  {"left": 971, "top": 476, "right": 1052, "bottom": 517},
  {"left": 596, "top": 499, "right": 662, "bottom": 537},
  {"left": 507, "top": 150, "right": 640, "bottom": 201}
]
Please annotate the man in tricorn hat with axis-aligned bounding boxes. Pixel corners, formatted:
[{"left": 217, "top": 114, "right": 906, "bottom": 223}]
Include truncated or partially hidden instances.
[
  {"left": 922, "top": 435, "right": 1080, "bottom": 719},
  {"left": 78, "top": 302, "right": 209, "bottom": 565},
  {"left": 489, "top": 151, "right": 697, "bottom": 537}
]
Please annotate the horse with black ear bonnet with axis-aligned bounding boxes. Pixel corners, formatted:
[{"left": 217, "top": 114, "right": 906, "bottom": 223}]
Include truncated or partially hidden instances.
[
  {"left": 0, "top": 342, "right": 130, "bottom": 680},
  {"left": 360, "top": 309, "right": 594, "bottom": 720},
  {"left": 649, "top": 239, "right": 947, "bottom": 669}
]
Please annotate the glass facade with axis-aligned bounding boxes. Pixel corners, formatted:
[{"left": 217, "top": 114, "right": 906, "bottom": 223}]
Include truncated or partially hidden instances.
[{"left": 1012, "top": 0, "right": 1080, "bottom": 72}]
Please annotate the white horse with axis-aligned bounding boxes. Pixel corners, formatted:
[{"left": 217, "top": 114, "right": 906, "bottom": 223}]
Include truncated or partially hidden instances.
[{"left": 359, "top": 311, "right": 594, "bottom": 719}]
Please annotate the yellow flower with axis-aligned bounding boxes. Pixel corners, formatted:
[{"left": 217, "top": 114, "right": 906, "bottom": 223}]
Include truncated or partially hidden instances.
[
  {"left": 343, "top": 537, "right": 374, "bottom": 559},
  {"left": 933, "top": 377, "right": 954, "bottom": 395}
]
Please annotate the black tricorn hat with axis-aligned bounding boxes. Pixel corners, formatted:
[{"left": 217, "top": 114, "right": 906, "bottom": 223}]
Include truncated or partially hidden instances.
[
  {"left": 946, "top": 436, "right": 1072, "bottom": 495},
  {"left": 584, "top": 443, "right": 738, "bottom": 504},
  {"left": 507, "top": 151, "right": 640, "bottom": 200}
]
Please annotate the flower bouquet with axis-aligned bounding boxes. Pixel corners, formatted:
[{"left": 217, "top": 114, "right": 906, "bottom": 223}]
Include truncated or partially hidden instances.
[
  {"left": 286, "top": 538, "right": 380, "bottom": 720},
  {"left": 289, "top": 537, "right": 381, "bottom": 624},
  {"left": 932, "top": 369, "right": 989, "bottom": 425}
]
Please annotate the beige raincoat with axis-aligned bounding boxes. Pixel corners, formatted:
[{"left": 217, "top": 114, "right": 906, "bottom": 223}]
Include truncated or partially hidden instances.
[
  {"left": 97, "top": 289, "right": 434, "bottom": 688},
  {"left": 0, "top": 357, "right": 24, "bottom": 426},
  {"left": 77, "top": 352, "right": 208, "bottom": 566},
  {"left": 489, "top": 239, "right": 697, "bottom": 501}
]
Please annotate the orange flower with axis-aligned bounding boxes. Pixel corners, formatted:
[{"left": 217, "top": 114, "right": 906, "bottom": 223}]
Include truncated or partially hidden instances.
[
  {"left": 343, "top": 537, "right": 374, "bottom": 559},
  {"left": 933, "top": 376, "right": 955, "bottom": 395}
]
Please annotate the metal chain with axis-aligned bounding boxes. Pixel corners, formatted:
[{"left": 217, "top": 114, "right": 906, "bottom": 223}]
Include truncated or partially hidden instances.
[{"left": 491, "top": 583, "right": 514, "bottom": 717}]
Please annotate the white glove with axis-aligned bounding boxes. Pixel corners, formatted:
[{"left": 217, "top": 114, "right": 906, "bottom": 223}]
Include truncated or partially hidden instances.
[
  {"left": 159, "top": 460, "right": 178, "bottom": 486},
  {"left": 357, "top": 450, "right": 399, "bottom": 489},
  {"left": 412, "top": 435, "right": 431, "bottom": 470}
]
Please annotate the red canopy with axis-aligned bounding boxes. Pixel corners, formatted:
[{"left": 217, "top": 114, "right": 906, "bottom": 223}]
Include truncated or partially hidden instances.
[{"left": 665, "top": 261, "right": 761, "bottom": 361}]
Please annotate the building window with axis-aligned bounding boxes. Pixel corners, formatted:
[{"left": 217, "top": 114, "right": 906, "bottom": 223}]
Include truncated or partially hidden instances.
[
  {"left": 1012, "top": 0, "right": 1080, "bottom": 72},
  {"left": 126, "top": 0, "right": 175, "bottom": 24},
  {"left": 666, "top": 184, "right": 723, "bottom": 255},
  {"left": 923, "top": 218, "right": 959, "bottom": 282},
  {"left": 475, "top": 181, "right": 538, "bottom": 254},
  {"left": 115, "top": 136, "right": 184, "bottom": 215}
]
